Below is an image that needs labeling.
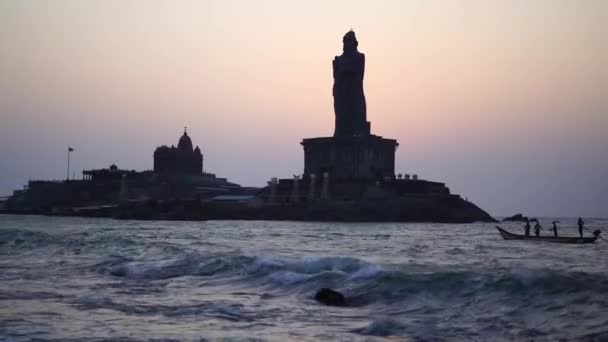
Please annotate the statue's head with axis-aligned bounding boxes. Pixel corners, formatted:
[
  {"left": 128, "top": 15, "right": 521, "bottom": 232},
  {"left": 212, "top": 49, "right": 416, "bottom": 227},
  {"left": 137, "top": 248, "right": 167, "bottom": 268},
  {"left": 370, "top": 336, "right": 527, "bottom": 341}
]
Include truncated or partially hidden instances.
[{"left": 342, "top": 30, "right": 358, "bottom": 54}]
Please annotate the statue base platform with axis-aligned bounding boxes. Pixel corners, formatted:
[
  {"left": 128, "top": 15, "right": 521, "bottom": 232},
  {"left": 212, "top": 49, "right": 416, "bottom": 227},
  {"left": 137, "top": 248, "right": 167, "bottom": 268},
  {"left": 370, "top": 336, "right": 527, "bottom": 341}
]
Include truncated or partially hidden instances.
[{"left": 301, "top": 135, "right": 398, "bottom": 181}]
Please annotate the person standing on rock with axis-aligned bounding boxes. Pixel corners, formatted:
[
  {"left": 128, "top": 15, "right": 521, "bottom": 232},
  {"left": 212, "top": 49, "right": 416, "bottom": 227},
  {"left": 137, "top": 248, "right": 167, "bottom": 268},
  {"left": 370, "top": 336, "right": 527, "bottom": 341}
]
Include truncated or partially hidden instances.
[{"left": 552, "top": 221, "right": 559, "bottom": 237}]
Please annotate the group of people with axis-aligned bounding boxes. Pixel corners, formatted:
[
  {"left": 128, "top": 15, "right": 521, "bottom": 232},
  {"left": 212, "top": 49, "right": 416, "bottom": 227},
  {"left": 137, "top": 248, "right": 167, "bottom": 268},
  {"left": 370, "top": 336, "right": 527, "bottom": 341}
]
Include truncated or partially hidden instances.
[{"left": 523, "top": 217, "right": 585, "bottom": 238}]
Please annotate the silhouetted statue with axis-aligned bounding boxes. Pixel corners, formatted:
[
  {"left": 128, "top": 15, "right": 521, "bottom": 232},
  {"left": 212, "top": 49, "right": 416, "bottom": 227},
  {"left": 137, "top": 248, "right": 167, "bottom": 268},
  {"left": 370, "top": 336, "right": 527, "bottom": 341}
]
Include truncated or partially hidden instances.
[{"left": 333, "top": 30, "right": 370, "bottom": 137}]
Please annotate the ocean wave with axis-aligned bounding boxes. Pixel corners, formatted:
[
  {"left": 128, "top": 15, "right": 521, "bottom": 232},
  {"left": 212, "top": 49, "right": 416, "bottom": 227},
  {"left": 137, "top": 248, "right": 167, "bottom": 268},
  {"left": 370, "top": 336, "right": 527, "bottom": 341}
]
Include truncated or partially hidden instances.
[
  {"left": 108, "top": 256, "right": 197, "bottom": 279},
  {"left": 247, "top": 255, "right": 366, "bottom": 275},
  {"left": 267, "top": 270, "right": 346, "bottom": 286},
  {"left": 0, "top": 289, "right": 65, "bottom": 301},
  {"left": 106, "top": 255, "right": 233, "bottom": 280},
  {"left": 352, "top": 318, "right": 407, "bottom": 337},
  {"left": 0, "top": 228, "right": 145, "bottom": 258},
  {"left": 98, "top": 253, "right": 372, "bottom": 282},
  {"left": 99, "top": 253, "right": 254, "bottom": 280},
  {"left": 97, "top": 251, "right": 608, "bottom": 305},
  {"left": 268, "top": 270, "right": 313, "bottom": 285},
  {"left": 73, "top": 295, "right": 252, "bottom": 322},
  {"left": 99, "top": 253, "right": 361, "bottom": 281},
  {"left": 344, "top": 267, "right": 608, "bottom": 309},
  {"left": 347, "top": 264, "right": 387, "bottom": 280},
  {"left": 0, "top": 228, "right": 57, "bottom": 250}
]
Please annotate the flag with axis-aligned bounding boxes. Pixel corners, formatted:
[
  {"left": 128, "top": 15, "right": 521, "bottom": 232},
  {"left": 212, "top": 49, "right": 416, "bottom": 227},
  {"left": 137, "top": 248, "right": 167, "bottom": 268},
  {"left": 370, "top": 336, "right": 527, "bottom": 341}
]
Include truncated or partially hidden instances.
[{"left": 68, "top": 147, "right": 74, "bottom": 152}]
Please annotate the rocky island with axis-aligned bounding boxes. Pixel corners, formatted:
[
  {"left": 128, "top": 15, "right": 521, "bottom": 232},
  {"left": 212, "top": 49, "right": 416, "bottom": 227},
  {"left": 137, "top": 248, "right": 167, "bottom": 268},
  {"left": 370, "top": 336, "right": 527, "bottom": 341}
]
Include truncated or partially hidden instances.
[
  {"left": 242, "top": 30, "right": 495, "bottom": 223},
  {"left": 1, "top": 31, "right": 495, "bottom": 223}
]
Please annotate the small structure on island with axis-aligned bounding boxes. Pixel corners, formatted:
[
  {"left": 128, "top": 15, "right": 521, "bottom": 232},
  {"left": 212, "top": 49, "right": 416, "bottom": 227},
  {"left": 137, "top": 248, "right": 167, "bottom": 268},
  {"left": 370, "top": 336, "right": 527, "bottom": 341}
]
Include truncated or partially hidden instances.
[
  {"left": 148, "top": 129, "right": 245, "bottom": 198},
  {"left": 154, "top": 128, "right": 203, "bottom": 175},
  {"left": 5, "top": 129, "right": 252, "bottom": 215}
]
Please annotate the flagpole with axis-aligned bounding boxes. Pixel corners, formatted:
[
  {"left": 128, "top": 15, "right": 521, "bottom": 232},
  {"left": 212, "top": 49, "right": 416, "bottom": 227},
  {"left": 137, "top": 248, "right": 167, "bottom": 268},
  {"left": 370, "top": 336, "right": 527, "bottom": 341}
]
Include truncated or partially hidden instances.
[
  {"left": 67, "top": 148, "right": 71, "bottom": 181},
  {"left": 66, "top": 147, "right": 75, "bottom": 181}
]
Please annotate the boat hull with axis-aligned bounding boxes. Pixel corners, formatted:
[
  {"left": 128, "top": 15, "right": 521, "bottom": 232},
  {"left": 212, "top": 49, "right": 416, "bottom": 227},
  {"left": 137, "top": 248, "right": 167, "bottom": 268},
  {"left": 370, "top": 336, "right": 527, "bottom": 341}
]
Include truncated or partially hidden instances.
[{"left": 496, "top": 226, "right": 598, "bottom": 244}]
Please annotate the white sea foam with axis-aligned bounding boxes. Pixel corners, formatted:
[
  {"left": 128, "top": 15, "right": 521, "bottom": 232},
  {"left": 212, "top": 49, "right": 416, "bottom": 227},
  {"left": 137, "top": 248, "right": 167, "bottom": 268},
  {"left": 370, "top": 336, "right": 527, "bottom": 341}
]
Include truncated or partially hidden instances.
[
  {"left": 348, "top": 264, "right": 386, "bottom": 280},
  {"left": 268, "top": 271, "right": 312, "bottom": 285}
]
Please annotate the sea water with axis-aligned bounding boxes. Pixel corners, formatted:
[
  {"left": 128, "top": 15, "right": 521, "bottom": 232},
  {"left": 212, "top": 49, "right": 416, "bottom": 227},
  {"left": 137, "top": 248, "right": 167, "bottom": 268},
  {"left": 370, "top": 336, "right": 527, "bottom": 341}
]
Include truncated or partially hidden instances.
[{"left": 1, "top": 214, "right": 607, "bottom": 341}]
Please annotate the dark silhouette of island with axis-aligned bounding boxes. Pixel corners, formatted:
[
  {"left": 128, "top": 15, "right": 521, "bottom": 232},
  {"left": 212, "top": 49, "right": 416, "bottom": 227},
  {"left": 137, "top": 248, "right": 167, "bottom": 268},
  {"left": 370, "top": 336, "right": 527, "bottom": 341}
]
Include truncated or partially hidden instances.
[
  {"left": 246, "top": 30, "right": 494, "bottom": 223},
  {"left": 4, "top": 130, "right": 247, "bottom": 220},
  {"left": 2, "top": 31, "right": 495, "bottom": 223}
]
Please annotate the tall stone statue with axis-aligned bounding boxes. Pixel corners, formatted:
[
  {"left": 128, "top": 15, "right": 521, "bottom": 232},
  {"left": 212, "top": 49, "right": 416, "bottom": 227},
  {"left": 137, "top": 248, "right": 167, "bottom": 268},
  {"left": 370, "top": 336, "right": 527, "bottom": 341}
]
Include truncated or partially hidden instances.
[{"left": 333, "top": 30, "right": 370, "bottom": 137}]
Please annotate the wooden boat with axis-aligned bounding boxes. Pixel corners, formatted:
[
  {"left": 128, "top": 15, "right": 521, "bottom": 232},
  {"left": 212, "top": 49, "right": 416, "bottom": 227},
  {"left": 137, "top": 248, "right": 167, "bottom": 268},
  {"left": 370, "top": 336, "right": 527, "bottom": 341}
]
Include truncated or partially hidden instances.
[{"left": 496, "top": 226, "right": 600, "bottom": 244}]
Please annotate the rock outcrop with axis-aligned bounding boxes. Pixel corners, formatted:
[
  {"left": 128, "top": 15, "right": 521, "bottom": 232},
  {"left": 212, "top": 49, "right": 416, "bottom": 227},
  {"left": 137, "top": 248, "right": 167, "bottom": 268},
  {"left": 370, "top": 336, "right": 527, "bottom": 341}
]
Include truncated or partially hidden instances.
[
  {"left": 502, "top": 213, "right": 528, "bottom": 222},
  {"left": 203, "top": 194, "right": 496, "bottom": 223},
  {"left": 314, "top": 288, "right": 347, "bottom": 307}
]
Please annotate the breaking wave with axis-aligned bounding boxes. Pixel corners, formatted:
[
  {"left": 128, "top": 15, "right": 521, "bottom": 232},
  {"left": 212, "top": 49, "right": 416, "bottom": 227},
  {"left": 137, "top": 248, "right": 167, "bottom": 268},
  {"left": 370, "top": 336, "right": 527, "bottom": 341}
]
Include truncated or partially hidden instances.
[{"left": 96, "top": 252, "right": 608, "bottom": 303}]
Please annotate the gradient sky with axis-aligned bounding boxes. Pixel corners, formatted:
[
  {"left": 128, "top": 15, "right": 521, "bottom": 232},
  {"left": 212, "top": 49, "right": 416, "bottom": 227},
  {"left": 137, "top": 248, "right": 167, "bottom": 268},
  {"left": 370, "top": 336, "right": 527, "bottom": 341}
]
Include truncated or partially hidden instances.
[{"left": 1, "top": 0, "right": 607, "bottom": 217}]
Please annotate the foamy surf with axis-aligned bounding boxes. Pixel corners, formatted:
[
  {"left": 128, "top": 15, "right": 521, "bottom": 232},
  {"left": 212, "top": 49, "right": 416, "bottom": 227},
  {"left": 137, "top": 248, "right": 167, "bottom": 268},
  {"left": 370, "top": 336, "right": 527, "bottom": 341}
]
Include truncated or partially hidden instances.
[{"left": 1, "top": 215, "right": 607, "bottom": 341}]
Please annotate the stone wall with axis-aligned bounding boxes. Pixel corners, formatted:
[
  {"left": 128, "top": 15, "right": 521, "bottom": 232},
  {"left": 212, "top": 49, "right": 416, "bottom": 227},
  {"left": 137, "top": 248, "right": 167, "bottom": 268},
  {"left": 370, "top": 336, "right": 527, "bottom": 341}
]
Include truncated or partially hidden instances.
[{"left": 301, "top": 135, "right": 398, "bottom": 181}]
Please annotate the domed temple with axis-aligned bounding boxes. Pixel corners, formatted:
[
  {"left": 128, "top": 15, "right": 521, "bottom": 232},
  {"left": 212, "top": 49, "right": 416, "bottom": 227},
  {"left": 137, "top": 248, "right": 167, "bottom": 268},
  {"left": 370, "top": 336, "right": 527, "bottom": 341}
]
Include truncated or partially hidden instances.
[
  {"left": 154, "top": 128, "right": 203, "bottom": 175},
  {"left": 5, "top": 127, "right": 249, "bottom": 215}
]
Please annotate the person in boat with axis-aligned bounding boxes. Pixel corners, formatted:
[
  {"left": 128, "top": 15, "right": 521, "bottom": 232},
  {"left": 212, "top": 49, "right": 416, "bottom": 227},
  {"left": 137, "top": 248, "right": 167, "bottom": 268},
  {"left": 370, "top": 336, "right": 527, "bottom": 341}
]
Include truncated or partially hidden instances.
[
  {"left": 524, "top": 218, "right": 531, "bottom": 237},
  {"left": 578, "top": 217, "right": 584, "bottom": 238},
  {"left": 534, "top": 222, "right": 543, "bottom": 237},
  {"left": 552, "top": 221, "right": 559, "bottom": 237}
]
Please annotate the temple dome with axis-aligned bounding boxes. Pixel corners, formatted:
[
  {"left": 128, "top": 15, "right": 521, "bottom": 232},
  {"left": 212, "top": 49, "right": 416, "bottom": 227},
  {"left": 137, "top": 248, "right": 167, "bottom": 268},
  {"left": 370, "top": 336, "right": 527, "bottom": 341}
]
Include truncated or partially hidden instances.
[
  {"left": 178, "top": 129, "right": 193, "bottom": 152},
  {"left": 154, "top": 145, "right": 169, "bottom": 154},
  {"left": 154, "top": 128, "right": 203, "bottom": 175}
]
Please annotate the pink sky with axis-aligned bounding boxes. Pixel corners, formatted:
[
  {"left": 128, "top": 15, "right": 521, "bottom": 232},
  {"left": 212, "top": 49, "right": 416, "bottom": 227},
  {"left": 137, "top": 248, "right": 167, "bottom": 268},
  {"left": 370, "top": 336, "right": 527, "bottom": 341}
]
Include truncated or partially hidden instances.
[{"left": 1, "top": 0, "right": 607, "bottom": 216}]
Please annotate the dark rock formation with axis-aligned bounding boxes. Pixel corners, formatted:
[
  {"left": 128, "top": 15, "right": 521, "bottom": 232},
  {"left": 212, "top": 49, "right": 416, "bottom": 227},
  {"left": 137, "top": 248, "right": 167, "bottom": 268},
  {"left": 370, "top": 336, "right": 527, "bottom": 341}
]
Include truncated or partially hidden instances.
[
  {"left": 252, "top": 178, "right": 496, "bottom": 223},
  {"left": 314, "top": 288, "right": 347, "bottom": 307},
  {"left": 333, "top": 30, "right": 369, "bottom": 137},
  {"left": 203, "top": 194, "right": 495, "bottom": 223},
  {"left": 502, "top": 213, "right": 528, "bottom": 222}
]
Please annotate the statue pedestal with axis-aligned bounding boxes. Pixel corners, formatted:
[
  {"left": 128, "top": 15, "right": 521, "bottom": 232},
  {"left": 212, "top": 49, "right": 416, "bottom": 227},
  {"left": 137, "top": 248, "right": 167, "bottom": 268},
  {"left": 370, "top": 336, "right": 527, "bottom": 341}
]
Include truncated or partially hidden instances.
[{"left": 301, "top": 135, "right": 398, "bottom": 181}]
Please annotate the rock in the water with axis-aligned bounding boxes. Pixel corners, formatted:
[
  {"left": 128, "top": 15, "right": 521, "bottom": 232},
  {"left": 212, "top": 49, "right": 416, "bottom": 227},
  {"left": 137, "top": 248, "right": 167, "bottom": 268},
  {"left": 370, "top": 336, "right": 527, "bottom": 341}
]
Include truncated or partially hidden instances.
[
  {"left": 502, "top": 213, "right": 528, "bottom": 222},
  {"left": 314, "top": 288, "right": 347, "bottom": 307}
]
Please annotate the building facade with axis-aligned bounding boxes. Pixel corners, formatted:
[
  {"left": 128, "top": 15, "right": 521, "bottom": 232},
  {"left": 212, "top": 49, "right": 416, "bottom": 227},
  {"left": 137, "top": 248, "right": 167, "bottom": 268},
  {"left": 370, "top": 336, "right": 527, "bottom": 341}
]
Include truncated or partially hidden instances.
[
  {"left": 153, "top": 129, "right": 203, "bottom": 175},
  {"left": 302, "top": 135, "right": 397, "bottom": 181}
]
